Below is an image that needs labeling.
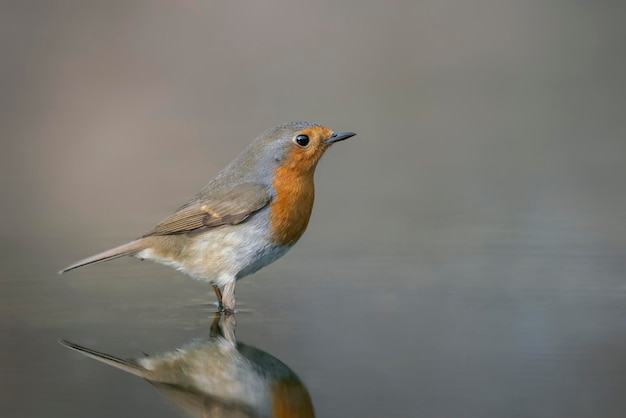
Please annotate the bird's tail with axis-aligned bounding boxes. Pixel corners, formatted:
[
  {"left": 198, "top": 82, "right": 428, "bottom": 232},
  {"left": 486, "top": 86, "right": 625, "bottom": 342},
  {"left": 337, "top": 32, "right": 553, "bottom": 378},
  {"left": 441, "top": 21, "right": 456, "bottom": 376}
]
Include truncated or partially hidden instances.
[
  {"left": 58, "top": 239, "right": 146, "bottom": 274},
  {"left": 59, "top": 339, "right": 147, "bottom": 378}
]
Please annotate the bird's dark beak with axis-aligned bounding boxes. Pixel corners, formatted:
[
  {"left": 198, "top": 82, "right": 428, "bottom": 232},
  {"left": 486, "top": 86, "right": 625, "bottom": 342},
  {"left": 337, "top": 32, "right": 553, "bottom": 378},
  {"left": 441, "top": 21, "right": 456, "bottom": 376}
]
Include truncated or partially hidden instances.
[{"left": 325, "top": 131, "right": 357, "bottom": 145}]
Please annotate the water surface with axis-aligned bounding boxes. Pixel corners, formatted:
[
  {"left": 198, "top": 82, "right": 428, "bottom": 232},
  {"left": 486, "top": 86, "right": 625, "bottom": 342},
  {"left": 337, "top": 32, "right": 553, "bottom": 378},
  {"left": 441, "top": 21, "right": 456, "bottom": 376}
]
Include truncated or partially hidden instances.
[{"left": 2, "top": 1, "right": 626, "bottom": 417}]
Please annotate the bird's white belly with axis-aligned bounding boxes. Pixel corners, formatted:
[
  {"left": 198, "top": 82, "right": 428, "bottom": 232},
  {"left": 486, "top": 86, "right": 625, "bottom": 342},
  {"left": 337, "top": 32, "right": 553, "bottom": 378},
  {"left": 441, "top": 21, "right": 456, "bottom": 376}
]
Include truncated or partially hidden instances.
[{"left": 136, "top": 225, "right": 290, "bottom": 286}]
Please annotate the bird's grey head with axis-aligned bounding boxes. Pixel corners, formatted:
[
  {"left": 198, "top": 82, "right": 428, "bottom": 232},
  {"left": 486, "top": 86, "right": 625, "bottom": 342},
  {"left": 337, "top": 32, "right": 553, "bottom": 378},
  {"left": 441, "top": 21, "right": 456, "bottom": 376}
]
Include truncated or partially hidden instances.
[{"left": 227, "top": 121, "right": 355, "bottom": 186}]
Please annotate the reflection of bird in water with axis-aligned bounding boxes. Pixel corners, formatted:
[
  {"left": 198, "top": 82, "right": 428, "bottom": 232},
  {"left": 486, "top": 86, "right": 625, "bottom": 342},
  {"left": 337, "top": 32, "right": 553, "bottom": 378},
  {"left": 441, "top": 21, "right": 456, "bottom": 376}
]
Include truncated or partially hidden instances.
[{"left": 60, "top": 314, "right": 314, "bottom": 418}]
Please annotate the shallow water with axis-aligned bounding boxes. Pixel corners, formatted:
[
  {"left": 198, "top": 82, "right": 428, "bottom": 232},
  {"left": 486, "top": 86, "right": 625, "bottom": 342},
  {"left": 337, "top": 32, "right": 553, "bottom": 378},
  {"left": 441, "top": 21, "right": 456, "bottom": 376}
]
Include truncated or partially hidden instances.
[
  {"left": 3, "top": 1, "right": 626, "bottom": 417},
  {"left": 3, "top": 211, "right": 626, "bottom": 417}
]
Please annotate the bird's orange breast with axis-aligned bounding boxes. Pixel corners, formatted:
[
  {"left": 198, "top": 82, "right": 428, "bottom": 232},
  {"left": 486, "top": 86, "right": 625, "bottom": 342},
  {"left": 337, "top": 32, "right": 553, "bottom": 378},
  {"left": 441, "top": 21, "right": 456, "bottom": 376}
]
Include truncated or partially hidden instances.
[{"left": 269, "top": 164, "right": 315, "bottom": 247}]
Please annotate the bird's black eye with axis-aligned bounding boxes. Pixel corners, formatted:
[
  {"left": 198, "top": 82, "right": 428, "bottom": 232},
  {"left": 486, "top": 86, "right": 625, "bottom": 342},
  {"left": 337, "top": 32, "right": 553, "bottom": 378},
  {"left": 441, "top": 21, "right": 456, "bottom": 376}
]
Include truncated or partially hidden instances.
[{"left": 294, "top": 134, "right": 310, "bottom": 147}]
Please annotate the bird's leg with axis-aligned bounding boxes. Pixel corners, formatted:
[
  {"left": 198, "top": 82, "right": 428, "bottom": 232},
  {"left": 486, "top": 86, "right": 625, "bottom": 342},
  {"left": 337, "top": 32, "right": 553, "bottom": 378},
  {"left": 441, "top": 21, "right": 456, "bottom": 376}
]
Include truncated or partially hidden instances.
[
  {"left": 221, "top": 281, "right": 236, "bottom": 314},
  {"left": 212, "top": 284, "right": 223, "bottom": 310}
]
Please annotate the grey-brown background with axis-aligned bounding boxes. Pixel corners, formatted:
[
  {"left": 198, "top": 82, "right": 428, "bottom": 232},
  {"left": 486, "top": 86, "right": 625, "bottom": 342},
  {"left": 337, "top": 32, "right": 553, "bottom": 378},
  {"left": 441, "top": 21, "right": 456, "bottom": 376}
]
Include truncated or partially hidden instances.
[{"left": 2, "top": 1, "right": 626, "bottom": 417}]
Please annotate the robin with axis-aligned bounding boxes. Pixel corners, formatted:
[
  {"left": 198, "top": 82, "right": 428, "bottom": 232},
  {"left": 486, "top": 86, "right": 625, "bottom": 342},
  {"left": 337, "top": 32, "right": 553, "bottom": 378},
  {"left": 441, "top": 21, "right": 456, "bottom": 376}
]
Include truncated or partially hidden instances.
[{"left": 59, "top": 121, "right": 356, "bottom": 312}]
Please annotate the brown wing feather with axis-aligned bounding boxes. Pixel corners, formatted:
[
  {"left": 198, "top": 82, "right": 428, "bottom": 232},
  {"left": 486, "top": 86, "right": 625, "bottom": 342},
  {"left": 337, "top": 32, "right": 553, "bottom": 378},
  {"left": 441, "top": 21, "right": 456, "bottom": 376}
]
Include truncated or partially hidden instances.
[{"left": 144, "top": 183, "right": 270, "bottom": 237}]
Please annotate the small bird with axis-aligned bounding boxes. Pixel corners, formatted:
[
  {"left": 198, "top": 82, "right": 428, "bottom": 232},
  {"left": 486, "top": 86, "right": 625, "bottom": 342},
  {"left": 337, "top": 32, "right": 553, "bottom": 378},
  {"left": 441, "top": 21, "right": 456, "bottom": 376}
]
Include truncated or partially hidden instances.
[{"left": 60, "top": 122, "right": 356, "bottom": 312}]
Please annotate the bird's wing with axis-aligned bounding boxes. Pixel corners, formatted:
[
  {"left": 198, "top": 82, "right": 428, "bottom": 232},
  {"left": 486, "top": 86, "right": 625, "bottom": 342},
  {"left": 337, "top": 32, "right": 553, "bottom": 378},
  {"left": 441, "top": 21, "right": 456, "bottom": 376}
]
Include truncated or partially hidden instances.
[{"left": 144, "top": 183, "right": 270, "bottom": 236}]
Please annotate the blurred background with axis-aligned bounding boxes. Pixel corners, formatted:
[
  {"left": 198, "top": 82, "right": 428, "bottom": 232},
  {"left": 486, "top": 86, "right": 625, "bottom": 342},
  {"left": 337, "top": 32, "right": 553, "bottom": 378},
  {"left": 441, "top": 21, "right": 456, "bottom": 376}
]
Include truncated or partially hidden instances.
[{"left": 1, "top": 1, "right": 625, "bottom": 417}]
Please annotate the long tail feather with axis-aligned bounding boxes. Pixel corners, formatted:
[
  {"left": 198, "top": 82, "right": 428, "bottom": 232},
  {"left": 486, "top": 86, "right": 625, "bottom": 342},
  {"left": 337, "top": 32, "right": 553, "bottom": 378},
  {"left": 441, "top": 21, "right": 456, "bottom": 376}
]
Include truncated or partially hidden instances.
[
  {"left": 59, "top": 339, "right": 148, "bottom": 378},
  {"left": 58, "top": 239, "right": 146, "bottom": 274}
]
